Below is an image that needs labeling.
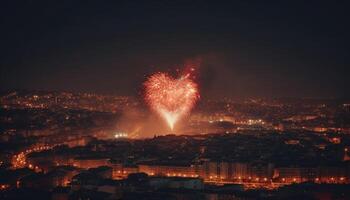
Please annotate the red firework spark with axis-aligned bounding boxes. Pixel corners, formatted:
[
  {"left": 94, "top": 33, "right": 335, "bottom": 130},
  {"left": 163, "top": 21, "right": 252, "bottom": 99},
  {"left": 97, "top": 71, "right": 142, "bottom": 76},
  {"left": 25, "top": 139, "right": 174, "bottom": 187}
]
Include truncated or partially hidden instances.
[{"left": 144, "top": 71, "right": 200, "bottom": 130}]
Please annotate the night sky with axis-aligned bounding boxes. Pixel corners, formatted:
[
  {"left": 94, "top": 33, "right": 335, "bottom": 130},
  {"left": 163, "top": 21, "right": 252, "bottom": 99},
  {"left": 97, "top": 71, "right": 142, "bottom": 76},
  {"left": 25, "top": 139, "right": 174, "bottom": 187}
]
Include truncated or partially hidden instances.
[{"left": 1, "top": 1, "right": 349, "bottom": 99}]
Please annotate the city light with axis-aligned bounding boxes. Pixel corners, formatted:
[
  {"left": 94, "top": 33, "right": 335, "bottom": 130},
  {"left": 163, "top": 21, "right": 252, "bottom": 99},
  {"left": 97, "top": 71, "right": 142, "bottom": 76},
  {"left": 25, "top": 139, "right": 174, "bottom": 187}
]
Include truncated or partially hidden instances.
[{"left": 114, "top": 132, "right": 128, "bottom": 139}]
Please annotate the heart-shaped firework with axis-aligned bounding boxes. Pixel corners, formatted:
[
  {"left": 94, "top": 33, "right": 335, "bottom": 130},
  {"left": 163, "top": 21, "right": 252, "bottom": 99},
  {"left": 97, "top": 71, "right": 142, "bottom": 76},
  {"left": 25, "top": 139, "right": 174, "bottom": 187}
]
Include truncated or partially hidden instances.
[{"left": 144, "top": 72, "right": 200, "bottom": 130}]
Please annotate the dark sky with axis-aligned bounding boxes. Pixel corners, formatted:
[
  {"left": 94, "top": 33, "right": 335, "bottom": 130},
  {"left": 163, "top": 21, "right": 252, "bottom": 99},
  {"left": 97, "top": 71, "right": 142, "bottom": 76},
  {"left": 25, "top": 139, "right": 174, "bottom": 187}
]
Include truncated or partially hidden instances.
[{"left": 1, "top": 1, "right": 349, "bottom": 99}]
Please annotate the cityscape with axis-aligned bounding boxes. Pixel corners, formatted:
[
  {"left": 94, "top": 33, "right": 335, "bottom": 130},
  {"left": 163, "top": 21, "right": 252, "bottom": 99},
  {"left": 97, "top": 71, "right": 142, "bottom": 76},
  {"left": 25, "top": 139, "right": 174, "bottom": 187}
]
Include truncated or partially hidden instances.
[
  {"left": 1, "top": 1, "right": 350, "bottom": 200},
  {"left": 1, "top": 91, "right": 350, "bottom": 199}
]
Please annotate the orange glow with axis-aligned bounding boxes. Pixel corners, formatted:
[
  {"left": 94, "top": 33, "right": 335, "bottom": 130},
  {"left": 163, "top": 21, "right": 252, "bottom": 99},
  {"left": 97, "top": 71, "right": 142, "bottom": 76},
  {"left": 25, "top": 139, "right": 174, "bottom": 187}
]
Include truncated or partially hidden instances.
[{"left": 1, "top": 185, "right": 8, "bottom": 190}]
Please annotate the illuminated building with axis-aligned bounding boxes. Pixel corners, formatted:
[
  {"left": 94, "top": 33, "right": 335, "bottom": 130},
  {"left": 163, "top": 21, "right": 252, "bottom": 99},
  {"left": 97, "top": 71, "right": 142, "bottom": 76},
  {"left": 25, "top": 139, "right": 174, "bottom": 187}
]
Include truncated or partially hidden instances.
[
  {"left": 72, "top": 157, "right": 110, "bottom": 169},
  {"left": 275, "top": 167, "right": 317, "bottom": 183},
  {"left": 139, "top": 164, "right": 198, "bottom": 178}
]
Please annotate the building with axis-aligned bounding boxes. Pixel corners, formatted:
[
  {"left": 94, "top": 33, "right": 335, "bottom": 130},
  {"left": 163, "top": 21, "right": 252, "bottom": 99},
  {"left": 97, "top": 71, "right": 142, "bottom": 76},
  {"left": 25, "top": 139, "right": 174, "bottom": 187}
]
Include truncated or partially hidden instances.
[{"left": 149, "top": 177, "right": 204, "bottom": 190}]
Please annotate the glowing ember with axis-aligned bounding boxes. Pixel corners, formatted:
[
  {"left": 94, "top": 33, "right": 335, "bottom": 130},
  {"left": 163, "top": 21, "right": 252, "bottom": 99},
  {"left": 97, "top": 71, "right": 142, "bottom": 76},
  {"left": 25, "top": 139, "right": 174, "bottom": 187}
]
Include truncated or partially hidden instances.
[{"left": 144, "top": 72, "right": 200, "bottom": 130}]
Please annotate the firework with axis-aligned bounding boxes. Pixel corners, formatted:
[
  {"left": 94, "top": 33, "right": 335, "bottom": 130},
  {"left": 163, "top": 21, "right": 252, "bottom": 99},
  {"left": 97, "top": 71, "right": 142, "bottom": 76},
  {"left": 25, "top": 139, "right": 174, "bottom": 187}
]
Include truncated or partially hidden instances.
[{"left": 144, "top": 72, "right": 200, "bottom": 130}]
